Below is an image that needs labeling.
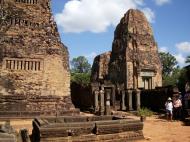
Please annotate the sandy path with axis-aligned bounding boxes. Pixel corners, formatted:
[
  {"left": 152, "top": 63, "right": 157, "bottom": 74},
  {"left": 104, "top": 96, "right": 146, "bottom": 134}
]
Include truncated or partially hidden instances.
[{"left": 138, "top": 116, "right": 190, "bottom": 142}]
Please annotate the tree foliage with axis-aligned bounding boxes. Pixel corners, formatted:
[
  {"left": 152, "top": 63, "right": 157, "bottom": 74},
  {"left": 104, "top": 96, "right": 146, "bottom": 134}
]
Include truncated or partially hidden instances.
[
  {"left": 159, "top": 52, "right": 178, "bottom": 77},
  {"left": 177, "top": 68, "right": 188, "bottom": 92},
  {"left": 71, "top": 73, "right": 91, "bottom": 87},
  {"left": 159, "top": 52, "right": 189, "bottom": 91},
  {"left": 70, "top": 56, "right": 91, "bottom": 86},
  {"left": 71, "top": 56, "right": 91, "bottom": 73},
  {"left": 162, "top": 67, "right": 181, "bottom": 86}
]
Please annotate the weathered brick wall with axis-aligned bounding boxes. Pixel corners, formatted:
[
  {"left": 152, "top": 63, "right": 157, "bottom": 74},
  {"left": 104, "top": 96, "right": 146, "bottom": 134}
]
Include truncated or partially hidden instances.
[
  {"left": 0, "top": 0, "right": 70, "bottom": 97},
  {"left": 109, "top": 9, "right": 162, "bottom": 89},
  {"left": 91, "top": 52, "right": 111, "bottom": 82},
  {"left": 91, "top": 9, "right": 162, "bottom": 90}
]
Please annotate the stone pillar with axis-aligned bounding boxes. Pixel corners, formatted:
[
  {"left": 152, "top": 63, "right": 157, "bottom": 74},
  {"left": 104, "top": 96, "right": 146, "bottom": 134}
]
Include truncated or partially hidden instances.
[
  {"left": 105, "top": 90, "right": 111, "bottom": 115},
  {"left": 10, "top": 60, "right": 14, "bottom": 69},
  {"left": 112, "top": 86, "right": 116, "bottom": 110},
  {"left": 35, "top": 61, "right": 38, "bottom": 71},
  {"left": 121, "top": 90, "right": 126, "bottom": 110},
  {"left": 100, "top": 90, "right": 105, "bottom": 115},
  {"left": 136, "top": 89, "right": 141, "bottom": 110},
  {"left": 127, "top": 90, "right": 133, "bottom": 111},
  {"left": 94, "top": 90, "right": 99, "bottom": 113},
  {"left": 26, "top": 61, "right": 29, "bottom": 70}
]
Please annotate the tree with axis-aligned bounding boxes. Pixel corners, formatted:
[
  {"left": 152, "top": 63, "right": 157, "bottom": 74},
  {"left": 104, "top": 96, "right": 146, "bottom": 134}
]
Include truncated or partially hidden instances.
[
  {"left": 159, "top": 52, "right": 178, "bottom": 77},
  {"left": 162, "top": 66, "right": 181, "bottom": 86},
  {"left": 71, "top": 73, "right": 91, "bottom": 87},
  {"left": 71, "top": 56, "right": 91, "bottom": 73},
  {"left": 159, "top": 52, "right": 180, "bottom": 86},
  {"left": 177, "top": 68, "right": 188, "bottom": 92},
  {"left": 185, "top": 55, "right": 190, "bottom": 64},
  {"left": 70, "top": 56, "right": 91, "bottom": 86}
]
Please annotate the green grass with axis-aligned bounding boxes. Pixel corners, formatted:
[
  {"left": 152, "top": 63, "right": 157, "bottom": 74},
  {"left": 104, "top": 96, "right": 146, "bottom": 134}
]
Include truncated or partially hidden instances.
[{"left": 137, "top": 107, "right": 154, "bottom": 117}]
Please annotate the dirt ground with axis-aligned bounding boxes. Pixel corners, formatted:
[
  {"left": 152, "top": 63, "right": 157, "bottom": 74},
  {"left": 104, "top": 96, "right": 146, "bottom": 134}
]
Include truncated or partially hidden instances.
[
  {"left": 137, "top": 115, "right": 190, "bottom": 142},
  {"left": 0, "top": 114, "right": 189, "bottom": 142}
]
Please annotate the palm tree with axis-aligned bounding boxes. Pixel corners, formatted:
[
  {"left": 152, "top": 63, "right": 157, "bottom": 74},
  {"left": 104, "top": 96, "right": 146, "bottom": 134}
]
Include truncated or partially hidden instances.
[{"left": 185, "top": 55, "right": 190, "bottom": 64}]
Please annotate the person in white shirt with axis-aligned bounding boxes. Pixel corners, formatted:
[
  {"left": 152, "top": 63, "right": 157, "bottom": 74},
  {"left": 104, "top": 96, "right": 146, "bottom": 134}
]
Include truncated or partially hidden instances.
[{"left": 165, "top": 97, "right": 173, "bottom": 121}]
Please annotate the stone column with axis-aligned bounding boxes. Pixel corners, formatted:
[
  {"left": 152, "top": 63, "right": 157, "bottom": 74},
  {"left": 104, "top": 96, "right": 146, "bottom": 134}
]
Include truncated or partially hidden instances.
[
  {"left": 112, "top": 86, "right": 116, "bottom": 110},
  {"left": 127, "top": 90, "right": 133, "bottom": 111},
  {"left": 105, "top": 90, "right": 111, "bottom": 115},
  {"left": 94, "top": 90, "right": 99, "bottom": 113},
  {"left": 10, "top": 60, "right": 14, "bottom": 69},
  {"left": 100, "top": 90, "right": 105, "bottom": 115},
  {"left": 136, "top": 89, "right": 141, "bottom": 110},
  {"left": 35, "top": 61, "right": 38, "bottom": 71},
  {"left": 121, "top": 90, "right": 126, "bottom": 110}
]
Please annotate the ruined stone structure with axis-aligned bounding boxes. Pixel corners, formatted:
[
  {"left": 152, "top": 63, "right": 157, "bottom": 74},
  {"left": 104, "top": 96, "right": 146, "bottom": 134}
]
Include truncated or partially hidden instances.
[
  {"left": 91, "top": 52, "right": 111, "bottom": 82},
  {"left": 91, "top": 9, "right": 162, "bottom": 90},
  {"left": 0, "top": 0, "right": 77, "bottom": 117},
  {"left": 32, "top": 115, "right": 144, "bottom": 142},
  {"left": 91, "top": 9, "right": 162, "bottom": 112}
]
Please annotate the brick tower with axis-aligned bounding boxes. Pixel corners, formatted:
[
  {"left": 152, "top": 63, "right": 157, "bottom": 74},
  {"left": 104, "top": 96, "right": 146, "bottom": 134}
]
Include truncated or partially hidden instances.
[{"left": 0, "top": 0, "right": 77, "bottom": 117}]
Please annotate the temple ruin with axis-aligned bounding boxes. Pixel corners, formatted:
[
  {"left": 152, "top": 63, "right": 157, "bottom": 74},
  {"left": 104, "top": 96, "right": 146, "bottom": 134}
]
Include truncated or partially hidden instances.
[
  {"left": 32, "top": 116, "right": 144, "bottom": 142},
  {"left": 0, "top": 3, "right": 146, "bottom": 141},
  {"left": 91, "top": 9, "right": 162, "bottom": 112},
  {"left": 0, "top": 0, "right": 77, "bottom": 117}
]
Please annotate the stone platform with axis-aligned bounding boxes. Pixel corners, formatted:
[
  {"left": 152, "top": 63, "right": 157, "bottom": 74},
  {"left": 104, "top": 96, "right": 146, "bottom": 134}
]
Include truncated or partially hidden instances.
[
  {"left": 0, "top": 95, "right": 79, "bottom": 119},
  {"left": 32, "top": 115, "right": 144, "bottom": 142}
]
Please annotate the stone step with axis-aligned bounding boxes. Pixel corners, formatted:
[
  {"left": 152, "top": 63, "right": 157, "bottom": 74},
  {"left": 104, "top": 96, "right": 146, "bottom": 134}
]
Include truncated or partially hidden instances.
[{"left": 39, "top": 131, "right": 144, "bottom": 142}]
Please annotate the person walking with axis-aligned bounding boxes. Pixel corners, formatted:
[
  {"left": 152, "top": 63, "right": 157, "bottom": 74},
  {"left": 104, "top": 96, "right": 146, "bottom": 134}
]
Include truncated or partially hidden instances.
[{"left": 165, "top": 97, "right": 173, "bottom": 121}]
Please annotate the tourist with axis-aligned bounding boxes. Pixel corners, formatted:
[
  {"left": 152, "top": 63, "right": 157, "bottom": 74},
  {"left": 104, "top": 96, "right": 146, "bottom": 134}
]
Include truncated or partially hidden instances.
[
  {"left": 173, "top": 95, "right": 182, "bottom": 120},
  {"left": 165, "top": 97, "right": 173, "bottom": 121}
]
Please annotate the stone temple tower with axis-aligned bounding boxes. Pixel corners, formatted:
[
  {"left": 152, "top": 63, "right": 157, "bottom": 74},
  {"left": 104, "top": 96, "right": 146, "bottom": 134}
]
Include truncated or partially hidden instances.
[
  {"left": 91, "top": 9, "right": 162, "bottom": 90},
  {"left": 109, "top": 9, "right": 162, "bottom": 90},
  {"left": 0, "top": 0, "right": 76, "bottom": 116}
]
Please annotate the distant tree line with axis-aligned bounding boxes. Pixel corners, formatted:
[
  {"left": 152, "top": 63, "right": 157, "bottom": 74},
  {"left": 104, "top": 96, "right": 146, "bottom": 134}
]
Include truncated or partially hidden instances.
[{"left": 159, "top": 52, "right": 190, "bottom": 92}]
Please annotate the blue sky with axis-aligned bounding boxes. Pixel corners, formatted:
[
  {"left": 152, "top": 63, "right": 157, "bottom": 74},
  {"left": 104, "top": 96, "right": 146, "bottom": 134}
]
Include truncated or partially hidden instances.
[{"left": 51, "top": 0, "right": 190, "bottom": 67}]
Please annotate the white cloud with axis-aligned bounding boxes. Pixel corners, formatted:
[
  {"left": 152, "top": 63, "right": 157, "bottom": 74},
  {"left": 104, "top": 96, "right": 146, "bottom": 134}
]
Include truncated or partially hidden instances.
[
  {"left": 55, "top": 0, "right": 154, "bottom": 33},
  {"left": 174, "top": 53, "right": 186, "bottom": 67},
  {"left": 141, "top": 8, "right": 155, "bottom": 23},
  {"left": 84, "top": 52, "right": 97, "bottom": 64},
  {"left": 154, "top": 0, "right": 171, "bottom": 6},
  {"left": 176, "top": 42, "right": 190, "bottom": 53},
  {"left": 159, "top": 46, "right": 168, "bottom": 52},
  {"left": 85, "top": 52, "right": 97, "bottom": 59}
]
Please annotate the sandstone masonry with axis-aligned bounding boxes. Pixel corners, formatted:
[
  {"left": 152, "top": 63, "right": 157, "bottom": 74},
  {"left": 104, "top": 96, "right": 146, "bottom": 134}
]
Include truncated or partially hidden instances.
[
  {"left": 91, "top": 9, "right": 162, "bottom": 90},
  {"left": 0, "top": 0, "right": 77, "bottom": 117}
]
